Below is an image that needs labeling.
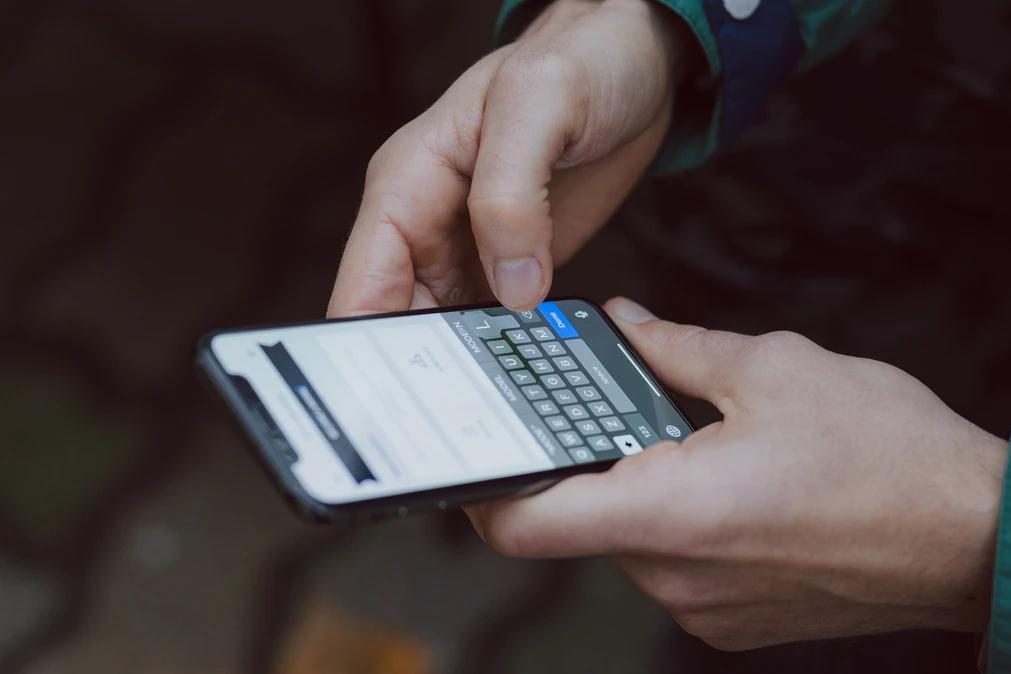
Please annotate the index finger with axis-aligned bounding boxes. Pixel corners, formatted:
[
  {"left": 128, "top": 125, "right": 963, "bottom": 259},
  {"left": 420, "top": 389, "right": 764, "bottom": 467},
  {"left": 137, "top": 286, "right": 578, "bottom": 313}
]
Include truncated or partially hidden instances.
[
  {"left": 328, "top": 216, "right": 415, "bottom": 317},
  {"left": 329, "top": 51, "right": 512, "bottom": 318},
  {"left": 327, "top": 145, "right": 467, "bottom": 317}
]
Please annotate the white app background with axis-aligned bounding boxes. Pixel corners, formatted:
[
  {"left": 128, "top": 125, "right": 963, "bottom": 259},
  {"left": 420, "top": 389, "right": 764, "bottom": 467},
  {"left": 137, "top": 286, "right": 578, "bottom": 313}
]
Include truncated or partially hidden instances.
[{"left": 212, "top": 314, "right": 552, "bottom": 503}]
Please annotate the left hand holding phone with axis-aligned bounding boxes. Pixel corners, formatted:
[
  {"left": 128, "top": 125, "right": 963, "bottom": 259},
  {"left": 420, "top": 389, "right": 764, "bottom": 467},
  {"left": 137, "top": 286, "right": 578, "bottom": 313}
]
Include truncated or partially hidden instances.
[{"left": 467, "top": 297, "right": 1007, "bottom": 650}]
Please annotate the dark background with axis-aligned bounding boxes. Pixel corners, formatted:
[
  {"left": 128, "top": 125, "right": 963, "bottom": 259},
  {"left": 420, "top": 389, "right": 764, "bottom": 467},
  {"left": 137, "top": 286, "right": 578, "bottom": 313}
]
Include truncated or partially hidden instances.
[{"left": 2, "top": 1, "right": 1010, "bottom": 673}]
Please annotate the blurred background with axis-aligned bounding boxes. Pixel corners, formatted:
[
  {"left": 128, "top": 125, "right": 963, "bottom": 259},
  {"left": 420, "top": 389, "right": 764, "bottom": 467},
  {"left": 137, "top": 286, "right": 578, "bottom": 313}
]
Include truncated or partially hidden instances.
[{"left": 1, "top": 1, "right": 1010, "bottom": 673}]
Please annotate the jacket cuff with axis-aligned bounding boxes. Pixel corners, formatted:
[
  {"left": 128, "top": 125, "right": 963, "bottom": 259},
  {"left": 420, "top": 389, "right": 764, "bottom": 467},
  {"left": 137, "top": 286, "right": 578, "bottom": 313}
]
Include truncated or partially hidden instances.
[
  {"left": 655, "top": 0, "right": 805, "bottom": 172},
  {"left": 987, "top": 435, "right": 1011, "bottom": 673},
  {"left": 496, "top": 0, "right": 803, "bottom": 174}
]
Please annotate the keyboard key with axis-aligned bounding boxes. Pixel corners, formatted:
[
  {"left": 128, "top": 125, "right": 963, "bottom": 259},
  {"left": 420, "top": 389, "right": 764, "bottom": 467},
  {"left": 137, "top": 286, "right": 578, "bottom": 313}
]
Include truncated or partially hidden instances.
[
  {"left": 556, "top": 431, "right": 582, "bottom": 447},
  {"left": 663, "top": 424, "right": 684, "bottom": 439},
  {"left": 530, "top": 327, "right": 554, "bottom": 341},
  {"left": 534, "top": 400, "right": 560, "bottom": 415},
  {"left": 599, "top": 416, "right": 625, "bottom": 432},
  {"left": 542, "top": 341, "right": 566, "bottom": 356},
  {"left": 522, "top": 385, "right": 547, "bottom": 400},
  {"left": 516, "top": 309, "right": 541, "bottom": 324},
  {"left": 563, "top": 404, "right": 589, "bottom": 420},
  {"left": 613, "top": 434, "right": 642, "bottom": 455},
  {"left": 567, "top": 338, "right": 636, "bottom": 413},
  {"left": 517, "top": 344, "right": 543, "bottom": 359},
  {"left": 488, "top": 340, "right": 512, "bottom": 355},
  {"left": 588, "top": 401, "right": 613, "bottom": 417},
  {"left": 463, "top": 312, "right": 518, "bottom": 334},
  {"left": 498, "top": 355, "right": 523, "bottom": 370},
  {"left": 576, "top": 386, "right": 601, "bottom": 402},
  {"left": 552, "top": 389, "right": 577, "bottom": 405},
  {"left": 568, "top": 447, "right": 594, "bottom": 463},
  {"left": 510, "top": 370, "right": 535, "bottom": 385},
  {"left": 505, "top": 329, "right": 531, "bottom": 344},
  {"left": 552, "top": 356, "right": 578, "bottom": 371},
  {"left": 563, "top": 371, "right": 588, "bottom": 386},
  {"left": 529, "top": 359, "right": 554, "bottom": 374},
  {"left": 587, "top": 435, "right": 614, "bottom": 452},
  {"left": 575, "top": 420, "right": 601, "bottom": 436},
  {"left": 544, "top": 415, "right": 571, "bottom": 431},
  {"left": 541, "top": 374, "right": 566, "bottom": 389},
  {"left": 624, "top": 413, "right": 659, "bottom": 446}
]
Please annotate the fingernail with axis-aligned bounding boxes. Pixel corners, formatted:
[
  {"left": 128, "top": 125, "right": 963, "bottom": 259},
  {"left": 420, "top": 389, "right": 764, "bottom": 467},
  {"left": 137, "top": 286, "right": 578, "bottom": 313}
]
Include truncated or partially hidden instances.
[
  {"left": 608, "top": 297, "right": 656, "bottom": 324},
  {"left": 494, "top": 257, "right": 543, "bottom": 310}
]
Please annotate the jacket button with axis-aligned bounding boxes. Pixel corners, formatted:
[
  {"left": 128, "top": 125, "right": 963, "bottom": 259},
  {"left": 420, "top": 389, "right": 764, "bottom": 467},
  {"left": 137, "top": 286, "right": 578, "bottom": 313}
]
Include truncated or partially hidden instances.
[{"left": 723, "top": 0, "right": 761, "bottom": 20}]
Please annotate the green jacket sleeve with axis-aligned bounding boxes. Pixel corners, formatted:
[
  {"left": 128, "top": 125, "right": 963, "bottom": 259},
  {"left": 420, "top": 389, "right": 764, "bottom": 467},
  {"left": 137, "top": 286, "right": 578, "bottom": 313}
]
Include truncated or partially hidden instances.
[
  {"left": 497, "top": 0, "right": 892, "bottom": 173},
  {"left": 988, "top": 436, "right": 1011, "bottom": 674}
]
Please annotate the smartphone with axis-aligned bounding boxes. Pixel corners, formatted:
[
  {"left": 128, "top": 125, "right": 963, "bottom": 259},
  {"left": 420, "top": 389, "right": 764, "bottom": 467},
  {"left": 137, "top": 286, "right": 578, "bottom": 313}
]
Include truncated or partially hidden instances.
[{"left": 197, "top": 298, "right": 694, "bottom": 522}]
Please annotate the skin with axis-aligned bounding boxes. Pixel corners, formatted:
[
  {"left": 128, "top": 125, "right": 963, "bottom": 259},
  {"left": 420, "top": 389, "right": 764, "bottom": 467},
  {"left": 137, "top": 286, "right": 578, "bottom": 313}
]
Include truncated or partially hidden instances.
[
  {"left": 329, "top": 0, "right": 1010, "bottom": 650},
  {"left": 328, "top": 0, "right": 698, "bottom": 315},
  {"left": 468, "top": 298, "right": 1007, "bottom": 650}
]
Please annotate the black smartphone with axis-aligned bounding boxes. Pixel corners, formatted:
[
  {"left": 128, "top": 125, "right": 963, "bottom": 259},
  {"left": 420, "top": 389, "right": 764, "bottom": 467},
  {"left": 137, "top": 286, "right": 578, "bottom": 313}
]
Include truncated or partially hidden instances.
[{"left": 196, "top": 298, "right": 694, "bottom": 522}]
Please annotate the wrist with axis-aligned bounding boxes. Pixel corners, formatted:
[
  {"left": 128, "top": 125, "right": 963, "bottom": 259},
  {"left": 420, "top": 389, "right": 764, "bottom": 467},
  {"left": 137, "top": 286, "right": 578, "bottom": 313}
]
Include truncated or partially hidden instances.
[
  {"left": 942, "top": 428, "right": 1007, "bottom": 632},
  {"left": 522, "top": 0, "right": 702, "bottom": 91}
]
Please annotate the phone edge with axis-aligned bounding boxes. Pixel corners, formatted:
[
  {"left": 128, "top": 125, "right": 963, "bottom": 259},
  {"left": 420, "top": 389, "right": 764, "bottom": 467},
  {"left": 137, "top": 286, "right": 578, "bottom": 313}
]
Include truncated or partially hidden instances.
[{"left": 194, "top": 296, "right": 695, "bottom": 521}]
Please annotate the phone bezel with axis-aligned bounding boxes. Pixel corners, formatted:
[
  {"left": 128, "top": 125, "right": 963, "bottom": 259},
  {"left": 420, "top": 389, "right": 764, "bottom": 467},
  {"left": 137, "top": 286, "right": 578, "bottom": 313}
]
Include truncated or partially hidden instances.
[{"left": 195, "top": 297, "right": 695, "bottom": 523}]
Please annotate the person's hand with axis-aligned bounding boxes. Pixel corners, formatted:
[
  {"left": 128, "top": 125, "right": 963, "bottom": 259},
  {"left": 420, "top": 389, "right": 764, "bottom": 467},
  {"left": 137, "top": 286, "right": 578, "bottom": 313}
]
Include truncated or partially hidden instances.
[
  {"left": 467, "top": 297, "right": 1008, "bottom": 650},
  {"left": 328, "top": 0, "right": 699, "bottom": 316}
]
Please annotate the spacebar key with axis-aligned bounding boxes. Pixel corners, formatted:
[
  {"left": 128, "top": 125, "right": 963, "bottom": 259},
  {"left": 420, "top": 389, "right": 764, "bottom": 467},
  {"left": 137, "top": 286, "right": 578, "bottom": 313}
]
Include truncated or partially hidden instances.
[{"left": 565, "top": 339, "right": 636, "bottom": 413}]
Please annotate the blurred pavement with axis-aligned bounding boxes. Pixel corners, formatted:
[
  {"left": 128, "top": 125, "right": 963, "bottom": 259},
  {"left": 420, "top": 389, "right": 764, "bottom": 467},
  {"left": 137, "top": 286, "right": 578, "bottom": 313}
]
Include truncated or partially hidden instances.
[{"left": 1, "top": 1, "right": 1009, "bottom": 673}]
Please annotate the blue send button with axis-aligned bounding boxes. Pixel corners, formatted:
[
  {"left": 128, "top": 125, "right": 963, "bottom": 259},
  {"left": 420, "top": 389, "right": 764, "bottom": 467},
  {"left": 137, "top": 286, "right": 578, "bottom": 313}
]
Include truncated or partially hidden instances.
[{"left": 537, "top": 301, "right": 579, "bottom": 338}]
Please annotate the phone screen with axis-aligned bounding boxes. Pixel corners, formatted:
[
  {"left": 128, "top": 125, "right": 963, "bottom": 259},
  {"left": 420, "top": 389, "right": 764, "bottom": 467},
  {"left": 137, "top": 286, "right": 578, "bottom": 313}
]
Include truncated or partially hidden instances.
[{"left": 208, "top": 299, "right": 691, "bottom": 505}]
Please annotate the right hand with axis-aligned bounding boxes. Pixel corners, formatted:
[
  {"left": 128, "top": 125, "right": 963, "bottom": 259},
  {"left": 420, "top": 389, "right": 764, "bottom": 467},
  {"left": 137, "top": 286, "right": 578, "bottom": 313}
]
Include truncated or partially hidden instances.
[
  {"left": 327, "top": 0, "right": 699, "bottom": 316},
  {"left": 469, "top": 297, "right": 1006, "bottom": 649}
]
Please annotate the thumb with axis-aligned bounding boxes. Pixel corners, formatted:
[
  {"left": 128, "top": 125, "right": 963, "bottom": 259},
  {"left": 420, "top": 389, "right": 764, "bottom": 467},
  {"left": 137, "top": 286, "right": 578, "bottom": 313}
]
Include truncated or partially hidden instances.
[
  {"left": 467, "top": 55, "right": 583, "bottom": 311},
  {"left": 465, "top": 445, "right": 676, "bottom": 558},
  {"left": 605, "top": 297, "right": 747, "bottom": 410}
]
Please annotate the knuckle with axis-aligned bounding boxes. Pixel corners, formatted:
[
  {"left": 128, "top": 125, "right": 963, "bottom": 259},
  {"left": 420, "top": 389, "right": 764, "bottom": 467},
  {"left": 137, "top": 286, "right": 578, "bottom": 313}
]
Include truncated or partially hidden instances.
[
  {"left": 364, "top": 139, "right": 404, "bottom": 185},
  {"left": 364, "top": 147, "right": 387, "bottom": 183},
  {"left": 743, "top": 330, "right": 815, "bottom": 371},
  {"left": 769, "top": 329, "right": 813, "bottom": 350},
  {"left": 364, "top": 121, "right": 420, "bottom": 184},
  {"left": 466, "top": 193, "right": 517, "bottom": 220},
  {"left": 496, "top": 49, "right": 580, "bottom": 97},
  {"left": 466, "top": 194, "right": 520, "bottom": 233},
  {"left": 466, "top": 192, "right": 550, "bottom": 234},
  {"left": 529, "top": 50, "right": 579, "bottom": 88},
  {"left": 757, "top": 330, "right": 812, "bottom": 355},
  {"left": 638, "top": 320, "right": 703, "bottom": 352}
]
